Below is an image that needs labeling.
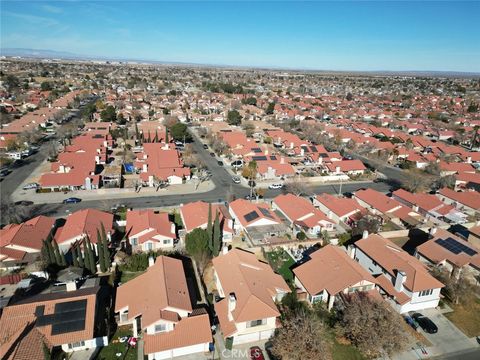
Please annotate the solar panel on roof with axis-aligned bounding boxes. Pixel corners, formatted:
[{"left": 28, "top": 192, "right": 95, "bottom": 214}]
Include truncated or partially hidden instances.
[
  {"left": 270, "top": 156, "right": 277, "bottom": 160},
  {"left": 259, "top": 208, "right": 274, "bottom": 219},
  {"left": 244, "top": 211, "right": 259, "bottom": 223},
  {"left": 310, "top": 146, "right": 318, "bottom": 152},
  {"left": 36, "top": 299, "right": 87, "bottom": 335},
  {"left": 252, "top": 156, "right": 267, "bottom": 161},
  {"left": 301, "top": 146, "right": 308, "bottom": 151},
  {"left": 435, "top": 238, "right": 478, "bottom": 257},
  {"left": 52, "top": 319, "right": 85, "bottom": 335},
  {"left": 252, "top": 147, "right": 262, "bottom": 153}
]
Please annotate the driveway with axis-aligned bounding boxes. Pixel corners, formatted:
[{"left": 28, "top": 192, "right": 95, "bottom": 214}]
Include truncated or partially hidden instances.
[{"left": 416, "top": 308, "right": 474, "bottom": 356}]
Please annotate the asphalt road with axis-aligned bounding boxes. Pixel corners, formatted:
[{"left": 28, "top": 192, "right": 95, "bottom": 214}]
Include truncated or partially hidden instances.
[
  {"left": 1, "top": 142, "right": 49, "bottom": 201},
  {"left": 435, "top": 348, "right": 480, "bottom": 360}
]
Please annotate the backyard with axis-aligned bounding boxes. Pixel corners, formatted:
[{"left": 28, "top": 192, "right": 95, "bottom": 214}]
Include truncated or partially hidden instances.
[
  {"left": 265, "top": 248, "right": 296, "bottom": 284},
  {"left": 96, "top": 326, "right": 137, "bottom": 360}
]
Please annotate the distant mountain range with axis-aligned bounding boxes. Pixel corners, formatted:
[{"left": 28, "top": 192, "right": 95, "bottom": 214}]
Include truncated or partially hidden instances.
[{"left": 1, "top": 47, "right": 479, "bottom": 78}]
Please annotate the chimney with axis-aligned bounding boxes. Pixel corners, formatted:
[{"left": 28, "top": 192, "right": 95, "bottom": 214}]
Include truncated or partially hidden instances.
[
  {"left": 466, "top": 156, "right": 472, "bottom": 164},
  {"left": 335, "top": 166, "right": 341, "bottom": 173},
  {"left": 429, "top": 227, "right": 437, "bottom": 237},
  {"left": 362, "top": 230, "right": 369, "bottom": 239},
  {"left": 280, "top": 156, "right": 285, "bottom": 164},
  {"left": 148, "top": 256, "right": 155, "bottom": 267},
  {"left": 66, "top": 280, "right": 77, "bottom": 292},
  {"left": 227, "top": 292, "right": 236, "bottom": 321},
  {"left": 347, "top": 246, "right": 356, "bottom": 259},
  {"left": 394, "top": 270, "right": 407, "bottom": 292},
  {"left": 222, "top": 245, "right": 229, "bottom": 255}
]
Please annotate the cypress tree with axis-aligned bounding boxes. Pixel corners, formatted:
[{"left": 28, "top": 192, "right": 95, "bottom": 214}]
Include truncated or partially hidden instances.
[
  {"left": 213, "top": 211, "right": 221, "bottom": 257},
  {"left": 42, "top": 239, "right": 54, "bottom": 266},
  {"left": 135, "top": 122, "right": 140, "bottom": 140},
  {"left": 77, "top": 243, "right": 84, "bottom": 268},
  {"left": 83, "top": 240, "right": 91, "bottom": 273},
  {"left": 52, "top": 239, "right": 65, "bottom": 267},
  {"left": 85, "top": 236, "right": 96, "bottom": 274},
  {"left": 207, "top": 203, "right": 213, "bottom": 252},
  {"left": 97, "top": 229, "right": 106, "bottom": 272},
  {"left": 72, "top": 245, "right": 79, "bottom": 267},
  {"left": 153, "top": 129, "right": 159, "bottom": 143},
  {"left": 101, "top": 223, "right": 110, "bottom": 270},
  {"left": 165, "top": 128, "right": 169, "bottom": 143}
]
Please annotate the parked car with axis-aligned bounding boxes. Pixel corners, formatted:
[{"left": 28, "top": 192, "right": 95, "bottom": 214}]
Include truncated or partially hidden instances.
[
  {"left": 209, "top": 152, "right": 215, "bottom": 157},
  {"left": 63, "top": 197, "right": 82, "bottom": 204},
  {"left": 14, "top": 200, "right": 34, "bottom": 206},
  {"left": 203, "top": 144, "right": 209, "bottom": 149},
  {"left": 217, "top": 161, "right": 224, "bottom": 166},
  {"left": 22, "top": 182, "right": 39, "bottom": 190},
  {"left": 232, "top": 176, "right": 241, "bottom": 184},
  {"left": 249, "top": 346, "right": 265, "bottom": 360},
  {"left": 403, "top": 315, "right": 419, "bottom": 330},
  {"left": 412, "top": 313, "right": 438, "bottom": 334},
  {"left": 268, "top": 183, "right": 283, "bottom": 189}
]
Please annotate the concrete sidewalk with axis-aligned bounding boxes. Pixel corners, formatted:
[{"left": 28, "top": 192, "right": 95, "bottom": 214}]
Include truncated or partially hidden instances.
[{"left": 12, "top": 180, "right": 216, "bottom": 204}]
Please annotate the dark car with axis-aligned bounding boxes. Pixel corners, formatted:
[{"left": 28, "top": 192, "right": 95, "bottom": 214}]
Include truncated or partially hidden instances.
[
  {"left": 412, "top": 313, "right": 438, "bottom": 334},
  {"left": 209, "top": 152, "right": 215, "bottom": 157},
  {"left": 217, "top": 161, "right": 224, "bottom": 166},
  {"left": 203, "top": 144, "right": 209, "bottom": 149},
  {"left": 63, "top": 197, "right": 82, "bottom": 204},
  {"left": 14, "top": 200, "right": 34, "bottom": 206},
  {"left": 403, "top": 315, "right": 419, "bottom": 331},
  {"left": 249, "top": 346, "right": 265, "bottom": 360}
]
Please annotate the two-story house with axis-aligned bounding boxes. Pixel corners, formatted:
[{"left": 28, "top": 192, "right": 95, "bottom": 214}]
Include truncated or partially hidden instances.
[
  {"left": 115, "top": 256, "right": 212, "bottom": 360},
  {"left": 125, "top": 209, "right": 176, "bottom": 251},
  {"left": 350, "top": 233, "right": 444, "bottom": 313},
  {"left": 212, "top": 248, "right": 290, "bottom": 345}
]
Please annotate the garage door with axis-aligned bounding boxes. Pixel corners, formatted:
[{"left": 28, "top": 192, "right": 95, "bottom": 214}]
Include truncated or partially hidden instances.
[{"left": 233, "top": 332, "right": 261, "bottom": 345}]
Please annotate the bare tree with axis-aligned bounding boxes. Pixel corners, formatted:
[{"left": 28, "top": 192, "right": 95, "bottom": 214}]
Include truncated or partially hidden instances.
[
  {"left": 271, "top": 310, "right": 332, "bottom": 360},
  {"left": 336, "top": 292, "right": 409, "bottom": 358},
  {"left": 402, "top": 169, "right": 430, "bottom": 193},
  {"left": 284, "top": 177, "right": 309, "bottom": 196}
]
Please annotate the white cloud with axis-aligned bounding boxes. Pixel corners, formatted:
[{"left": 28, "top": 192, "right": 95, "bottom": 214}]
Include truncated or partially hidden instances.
[{"left": 41, "top": 4, "right": 63, "bottom": 14}]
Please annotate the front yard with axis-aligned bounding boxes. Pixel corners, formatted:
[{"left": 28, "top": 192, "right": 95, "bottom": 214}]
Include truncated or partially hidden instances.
[
  {"left": 265, "top": 248, "right": 295, "bottom": 284},
  {"left": 96, "top": 326, "right": 137, "bottom": 360},
  {"left": 445, "top": 298, "right": 480, "bottom": 337}
]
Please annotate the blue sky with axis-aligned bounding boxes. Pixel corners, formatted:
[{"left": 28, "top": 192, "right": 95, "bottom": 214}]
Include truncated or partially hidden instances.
[{"left": 1, "top": 1, "right": 479, "bottom": 72}]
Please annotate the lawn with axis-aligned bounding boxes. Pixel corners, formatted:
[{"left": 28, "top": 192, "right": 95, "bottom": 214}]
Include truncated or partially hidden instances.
[
  {"left": 96, "top": 326, "right": 137, "bottom": 360},
  {"left": 265, "top": 248, "right": 295, "bottom": 283},
  {"left": 445, "top": 298, "right": 480, "bottom": 337},
  {"left": 332, "top": 339, "right": 366, "bottom": 360},
  {"left": 120, "top": 271, "right": 144, "bottom": 284}
]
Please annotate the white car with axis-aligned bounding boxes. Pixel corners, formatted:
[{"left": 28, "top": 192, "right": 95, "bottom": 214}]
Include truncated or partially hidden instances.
[
  {"left": 23, "top": 182, "right": 39, "bottom": 190},
  {"left": 232, "top": 176, "right": 241, "bottom": 184},
  {"left": 268, "top": 183, "right": 283, "bottom": 189}
]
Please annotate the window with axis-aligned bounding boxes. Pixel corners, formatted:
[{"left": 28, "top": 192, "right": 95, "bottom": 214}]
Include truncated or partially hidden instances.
[
  {"left": 68, "top": 341, "right": 85, "bottom": 349},
  {"left": 247, "top": 319, "right": 266, "bottom": 328},
  {"left": 163, "top": 239, "right": 171, "bottom": 245},
  {"left": 146, "top": 242, "right": 153, "bottom": 251},
  {"left": 130, "top": 238, "right": 138, "bottom": 246},
  {"left": 154, "top": 324, "right": 167, "bottom": 333},
  {"left": 419, "top": 289, "right": 433, "bottom": 297}
]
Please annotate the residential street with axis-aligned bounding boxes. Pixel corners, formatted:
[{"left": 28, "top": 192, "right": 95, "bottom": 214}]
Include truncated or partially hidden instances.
[{"left": 4, "top": 128, "right": 391, "bottom": 218}]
